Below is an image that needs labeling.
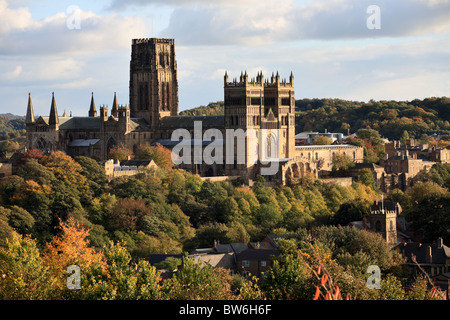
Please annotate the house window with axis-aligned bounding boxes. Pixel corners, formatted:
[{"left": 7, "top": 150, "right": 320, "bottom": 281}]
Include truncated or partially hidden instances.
[
  {"left": 261, "top": 260, "right": 267, "bottom": 267},
  {"left": 242, "top": 260, "right": 250, "bottom": 268}
]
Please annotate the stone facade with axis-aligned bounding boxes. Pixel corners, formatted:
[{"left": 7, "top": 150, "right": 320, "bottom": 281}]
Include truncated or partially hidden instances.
[
  {"left": 25, "top": 37, "right": 363, "bottom": 184},
  {"left": 368, "top": 201, "right": 401, "bottom": 248}
]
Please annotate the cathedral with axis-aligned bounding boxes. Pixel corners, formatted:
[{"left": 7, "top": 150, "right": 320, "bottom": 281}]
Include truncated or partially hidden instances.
[{"left": 25, "top": 38, "right": 364, "bottom": 184}]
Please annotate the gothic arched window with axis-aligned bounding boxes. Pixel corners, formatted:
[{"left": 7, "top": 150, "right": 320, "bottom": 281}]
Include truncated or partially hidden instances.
[{"left": 375, "top": 221, "right": 382, "bottom": 232}]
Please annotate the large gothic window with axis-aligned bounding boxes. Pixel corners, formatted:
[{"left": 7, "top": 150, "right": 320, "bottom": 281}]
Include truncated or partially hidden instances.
[
  {"left": 107, "top": 137, "right": 116, "bottom": 154},
  {"left": 37, "top": 137, "right": 47, "bottom": 150}
]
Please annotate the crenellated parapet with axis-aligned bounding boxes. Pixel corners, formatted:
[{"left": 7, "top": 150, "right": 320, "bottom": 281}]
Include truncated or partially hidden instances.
[
  {"left": 224, "top": 71, "right": 294, "bottom": 88},
  {"left": 132, "top": 38, "right": 174, "bottom": 45}
]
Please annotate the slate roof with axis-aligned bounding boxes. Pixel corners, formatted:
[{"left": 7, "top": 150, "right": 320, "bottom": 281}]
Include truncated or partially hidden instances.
[
  {"left": 152, "top": 139, "right": 225, "bottom": 147},
  {"left": 159, "top": 115, "right": 225, "bottom": 129},
  {"left": 40, "top": 116, "right": 150, "bottom": 131},
  {"left": 193, "top": 253, "right": 235, "bottom": 269},
  {"left": 397, "top": 241, "right": 450, "bottom": 265},
  {"left": 59, "top": 117, "right": 101, "bottom": 130},
  {"left": 371, "top": 201, "right": 402, "bottom": 213},
  {"left": 68, "top": 139, "right": 100, "bottom": 147},
  {"left": 120, "top": 159, "right": 155, "bottom": 167}
]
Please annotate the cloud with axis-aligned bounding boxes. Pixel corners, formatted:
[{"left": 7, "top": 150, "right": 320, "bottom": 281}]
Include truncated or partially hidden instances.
[
  {"left": 155, "top": 0, "right": 450, "bottom": 45},
  {"left": 0, "top": 0, "right": 148, "bottom": 56},
  {"left": 109, "top": 0, "right": 243, "bottom": 9}
]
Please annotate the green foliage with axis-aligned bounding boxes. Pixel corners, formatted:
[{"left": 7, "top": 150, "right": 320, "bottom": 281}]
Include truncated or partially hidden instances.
[
  {"left": 0, "top": 145, "right": 445, "bottom": 301},
  {"left": 163, "top": 254, "right": 235, "bottom": 300},
  {"left": 179, "top": 101, "right": 224, "bottom": 116},
  {"left": 296, "top": 97, "right": 450, "bottom": 140}
]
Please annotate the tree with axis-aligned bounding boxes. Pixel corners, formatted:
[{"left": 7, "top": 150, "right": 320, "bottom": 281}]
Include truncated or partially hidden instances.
[
  {"left": 137, "top": 143, "right": 173, "bottom": 171},
  {"left": 332, "top": 154, "right": 355, "bottom": 172},
  {"left": 41, "top": 219, "right": 109, "bottom": 299},
  {"left": 261, "top": 239, "right": 312, "bottom": 300},
  {"left": 0, "top": 141, "right": 20, "bottom": 154},
  {"left": 358, "top": 168, "right": 377, "bottom": 191},
  {"left": 108, "top": 143, "right": 132, "bottom": 162},
  {"left": 4, "top": 206, "right": 35, "bottom": 235},
  {"left": 75, "top": 156, "right": 108, "bottom": 197},
  {"left": 312, "top": 136, "right": 333, "bottom": 145},
  {"left": 400, "top": 130, "right": 410, "bottom": 145},
  {"left": 101, "top": 241, "right": 162, "bottom": 300},
  {"left": 332, "top": 199, "right": 370, "bottom": 226},
  {"left": 0, "top": 231, "right": 52, "bottom": 299},
  {"left": 163, "top": 254, "right": 235, "bottom": 300},
  {"left": 104, "top": 198, "right": 153, "bottom": 232},
  {"left": 405, "top": 193, "right": 450, "bottom": 243},
  {"left": 16, "top": 159, "right": 56, "bottom": 186}
]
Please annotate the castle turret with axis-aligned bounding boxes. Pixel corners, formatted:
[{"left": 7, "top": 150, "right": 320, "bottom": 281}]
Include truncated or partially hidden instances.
[
  {"left": 100, "top": 105, "right": 108, "bottom": 122},
  {"left": 89, "top": 92, "right": 97, "bottom": 117},
  {"left": 26, "top": 93, "right": 35, "bottom": 124},
  {"left": 49, "top": 92, "right": 59, "bottom": 129},
  {"left": 118, "top": 105, "right": 130, "bottom": 133}
]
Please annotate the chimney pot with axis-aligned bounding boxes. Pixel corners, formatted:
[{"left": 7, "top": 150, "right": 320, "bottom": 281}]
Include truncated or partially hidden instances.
[{"left": 426, "top": 245, "right": 432, "bottom": 264}]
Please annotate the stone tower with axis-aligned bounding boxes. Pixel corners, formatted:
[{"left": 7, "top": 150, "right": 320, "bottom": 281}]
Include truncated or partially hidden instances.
[
  {"left": 368, "top": 200, "right": 401, "bottom": 247},
  {"left": 262, "top": 71, "right": 296, "bottom": 160},
  {"left": 223, "top": 71, "right": 296, "bottom": 178},
  {"left": 129, "top": 38, "right": 179, "bottom": 128},
  {"left": 224, "top": 71, "right": 264, "bottom": 176}
]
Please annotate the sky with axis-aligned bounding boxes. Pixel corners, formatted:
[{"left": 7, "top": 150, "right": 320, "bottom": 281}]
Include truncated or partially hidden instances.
[{"left": 0, "top": 0, "right": 449, "bottom": 117}]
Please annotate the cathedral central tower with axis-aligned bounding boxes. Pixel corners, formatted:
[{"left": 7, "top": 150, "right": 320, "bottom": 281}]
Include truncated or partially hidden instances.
[{"left": 129, "top": 38, "right": 179, "bottom": 127}]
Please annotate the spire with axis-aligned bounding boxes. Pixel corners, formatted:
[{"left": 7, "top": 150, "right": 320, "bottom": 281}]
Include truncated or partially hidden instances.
[
  {"left": 111, "top": 92, "right": 119, "bottom": 117},
  {"left": 49, "top": 92, "right": 59, "bottom": 126},
  {"left": 62, "top": 110, "right": 68, "bottom": 117},
  {"left": 26, "top": 93, "right": 35, "bottom": 124},
  {"left": 89, "top": 92, "right": 97, "bottom": 117}
]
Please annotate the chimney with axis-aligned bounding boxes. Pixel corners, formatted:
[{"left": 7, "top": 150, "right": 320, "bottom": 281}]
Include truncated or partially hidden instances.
[
  {"left": 437, "top": 237, "right": 444, "bottom": 248},
  {"left": 426, "top": 245, "right": 432, "bottom": 264}
]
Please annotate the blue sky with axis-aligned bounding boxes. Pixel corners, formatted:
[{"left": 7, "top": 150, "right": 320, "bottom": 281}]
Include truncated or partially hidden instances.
[{"left": 1, "top": 0, "right": 450, "bottom": 117}]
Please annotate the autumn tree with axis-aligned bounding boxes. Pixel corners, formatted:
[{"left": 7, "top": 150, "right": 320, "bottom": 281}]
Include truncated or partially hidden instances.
[
  {"left": 103, "top": 198, "right": 153, "bottom": 232},
  {"left": 42, "top": 219, "right": 108, "bottom": 298},
  {"left": 136, "top": 142, "right": 173, "bottom": 171},
  {"left": 108, "top": 143, "right": 132, "bottom": 162}
]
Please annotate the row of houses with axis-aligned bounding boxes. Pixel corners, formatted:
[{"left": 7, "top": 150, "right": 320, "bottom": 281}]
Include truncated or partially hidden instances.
[{"left": 149, "top": 235, "right": 284, "bottom": 280}]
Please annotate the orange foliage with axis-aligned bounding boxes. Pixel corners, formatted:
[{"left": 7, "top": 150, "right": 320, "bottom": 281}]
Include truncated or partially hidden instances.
[{"left": 42, "top": 219, "right": 108, "bottom": 288}]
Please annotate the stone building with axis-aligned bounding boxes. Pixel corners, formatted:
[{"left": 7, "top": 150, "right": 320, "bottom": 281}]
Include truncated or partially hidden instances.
[
  {"left": 378, "top": 148, "right": 436, "bottom": 191},
  {"left": 368, "top": 200, "right": 402, "bottom": 248},
  {"left": 25, "top": 37, "right": 363, "bottom": 184}
]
